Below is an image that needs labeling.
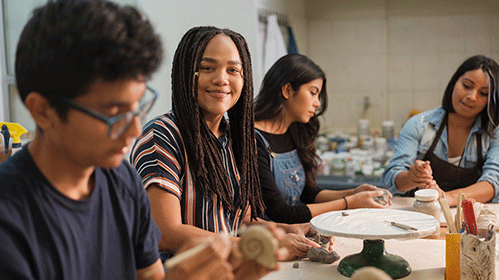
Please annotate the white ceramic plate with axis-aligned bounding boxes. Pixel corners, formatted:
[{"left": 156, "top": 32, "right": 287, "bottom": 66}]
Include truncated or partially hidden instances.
[{"left": 310, "top": 208, "right": 439, "bottom": 240}]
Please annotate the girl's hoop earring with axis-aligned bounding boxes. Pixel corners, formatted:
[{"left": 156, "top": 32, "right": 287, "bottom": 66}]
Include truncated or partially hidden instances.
[{"left": 194, "top": 72, "right": 199, "bottom": 77}]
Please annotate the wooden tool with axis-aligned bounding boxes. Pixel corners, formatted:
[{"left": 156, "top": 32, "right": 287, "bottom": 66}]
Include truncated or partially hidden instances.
[
  {"left": 440, "top": 193, "right": 457, "bottom": 233},
  {"left": 462, "top": 199, "right": 477, "bottom": 235},
  {"left": 163, "top": 242, "right": 210, "bottom": 270},
  {"left": 385, "top": 221, "right": 418, "bottom": 231},
  {"left": 454, "top": 192, "right": 463, "bottom": 232}
]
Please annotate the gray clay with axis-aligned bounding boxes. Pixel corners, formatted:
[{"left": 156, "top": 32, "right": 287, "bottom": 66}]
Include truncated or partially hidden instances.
[
  {"left": 313, "top": 234, "right": 331, "bottom": 249},
  {"left": 323, "top": 250, "right": 340, "bottom": 264},
  {"left": 307, "top": 247, "right": 340, "bottom": 264},
  {"left": 293, "top": 262, "right": 299, "bottom": 268},
  {"left": 372, "top": 190, "right": 390, "bottom": 205}
]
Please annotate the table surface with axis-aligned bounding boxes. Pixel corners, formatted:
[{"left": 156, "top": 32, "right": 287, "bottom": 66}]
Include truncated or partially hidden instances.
[{"left": 261, "top": 197, "right": 499, "bottom": 280}]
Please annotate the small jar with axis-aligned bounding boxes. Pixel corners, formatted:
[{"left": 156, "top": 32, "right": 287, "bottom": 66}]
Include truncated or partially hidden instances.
[
  {"left": 382, "top": 120, "right": 394, "bottom": 139},
  {"left": 413, "top": 189, "right": 441, "bottom": 238}
]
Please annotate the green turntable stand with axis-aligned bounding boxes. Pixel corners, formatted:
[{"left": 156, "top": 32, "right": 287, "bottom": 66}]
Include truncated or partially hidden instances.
[{"left": 310, "top": 209, "right": 439, "bottom": 279}]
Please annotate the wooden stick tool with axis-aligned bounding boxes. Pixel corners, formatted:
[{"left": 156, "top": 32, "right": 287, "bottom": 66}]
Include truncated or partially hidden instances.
[
  {"left": 163, "top": 242, "right": 210, "bottom": 270},
  {"left": 454, "top": 192, "right": 463, "bottom": 232},
  {"left": 440, "top": 193, "right": 457, "bottom": 233}
]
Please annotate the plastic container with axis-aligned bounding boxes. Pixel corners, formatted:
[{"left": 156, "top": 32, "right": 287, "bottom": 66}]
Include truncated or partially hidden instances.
[
  {"left": 413, "top": 189, "right": 441, "bottom": 238},
  {"left": 382, "top": 121, "right": 394, "bottom": 139},
  {"left": 361, "top": 136, "right": 374, "bottom": 151},
  {"left": 345, "top": 156, "right": 356, "bottom": 177},
  {"left": 330, "top": 153, "right": 346, "bottom": 176},
  {"left": 358, "top": 119, "right": 370, "bottom": 135}
]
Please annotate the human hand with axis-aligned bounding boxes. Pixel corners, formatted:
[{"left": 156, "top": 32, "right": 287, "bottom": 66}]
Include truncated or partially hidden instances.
[
  {"left": 408, "top": 160, "right": 433, "bottom": 188},
  {"left": 425, "top": 179, "right": 444, "bottom": 197},
  {"left": 309, "top": 234, "right": 336, "bottom": 251},
  {"left": 165, "top": 235, "right": 234, "bottom": 280},
  {"left": 349, "top": 190, "right": 392, "bottom": 209},
  {"left": 272, "top": 223, "right": 323, "bottom": 260},
  {"left": 354, "top": 183, "right": 378, "bottom": 193},
  {"left": 328, "top": 235, "right": 336, "bottom": 251},
  {"left": 229, "top": 224, "right": 287, "bottom": 280},
  {"left": 277, "top": 233, "right": 320, "bottom": 260},
  {"left": 278, "top": 222, "right": 314, "bottom": 236}
]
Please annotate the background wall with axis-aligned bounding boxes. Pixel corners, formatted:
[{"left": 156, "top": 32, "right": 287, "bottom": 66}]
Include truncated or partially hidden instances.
[
  {"left": 305, "top": 0, "right": 499, "bottom": 134},
  {"left": 138, "top": 0, "right": 259, "bottom": 121},
  {"left": 2, "top": 0, "right": 499, "bottom": 137}
]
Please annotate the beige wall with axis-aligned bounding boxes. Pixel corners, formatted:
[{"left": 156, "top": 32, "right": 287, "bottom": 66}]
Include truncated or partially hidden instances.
[{"left": 305, "top": 0, "right": 499, "bottom": 135}]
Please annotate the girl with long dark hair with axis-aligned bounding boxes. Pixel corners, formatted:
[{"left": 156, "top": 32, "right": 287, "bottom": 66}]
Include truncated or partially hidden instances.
[{"left": 255, "top": 54, "right": 391, "bottom": 224}]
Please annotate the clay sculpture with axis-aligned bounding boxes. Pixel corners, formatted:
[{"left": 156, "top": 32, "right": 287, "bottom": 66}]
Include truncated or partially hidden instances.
[{"left": 239, "top": 225, "right": 278, "bottom": 269}]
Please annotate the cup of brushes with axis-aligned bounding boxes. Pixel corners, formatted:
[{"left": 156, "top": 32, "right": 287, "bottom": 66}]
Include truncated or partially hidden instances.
[{"left": 444, "top": 194, "right": 496, "bottom": 280}]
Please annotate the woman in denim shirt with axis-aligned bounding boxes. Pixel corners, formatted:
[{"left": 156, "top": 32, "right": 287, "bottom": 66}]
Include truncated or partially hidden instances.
[{"left": 381, "top": 55, "right": 499, "bottom": 206}]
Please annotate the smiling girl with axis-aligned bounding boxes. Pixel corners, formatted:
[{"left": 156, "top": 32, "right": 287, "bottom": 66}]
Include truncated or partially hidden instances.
[
  {"left": 131, "top": 27, "right": 321, "bottom": 274},
  {"left": 381, "top": 55, "right": 499, "bottom": 206}
]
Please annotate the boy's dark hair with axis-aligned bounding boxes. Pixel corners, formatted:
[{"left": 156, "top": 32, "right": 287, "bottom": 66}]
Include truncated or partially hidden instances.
[
  {"left": 254, "top": 54, "right": 328, "bottom": 192},
  {"left": 15, "top": 0, "right": 163, "bottom": 119},
  {"left": 442, "top": 55, "right": 499, "bottom": 136},
  {"left": 171, "top": 26, "right": 265, "bottom": 220}
]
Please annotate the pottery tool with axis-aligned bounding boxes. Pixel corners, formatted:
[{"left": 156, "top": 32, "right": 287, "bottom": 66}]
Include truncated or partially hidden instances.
[
  {"left": 163, "top": 242, "right": 210, "bottom": 270},
  {"left": 385, "top": 221, "right": 418, "bottom": 231},
  {"left": 440, "top": 193, "right": 457, "bottom": 233},
  {"left": 462, "top": 199, "right": 477, "bottom": 235},
  {"left": 454, "top": 192, "right": 463, "bottom": 232}
]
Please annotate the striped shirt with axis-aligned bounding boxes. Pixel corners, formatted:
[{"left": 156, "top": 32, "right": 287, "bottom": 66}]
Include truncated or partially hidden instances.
[{"left": 130, "top": 112, "right": 244, "bottom": 236}]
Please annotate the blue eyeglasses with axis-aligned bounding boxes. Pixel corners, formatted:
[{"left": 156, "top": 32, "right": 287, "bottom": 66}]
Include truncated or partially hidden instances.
[{"left": 55, "top": 86, "right": 158, "bottom": 139}]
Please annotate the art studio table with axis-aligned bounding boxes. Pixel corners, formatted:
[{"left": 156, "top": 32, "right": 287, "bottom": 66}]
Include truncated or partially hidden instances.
[{"left": 261, "top": 197, "right": 499, "bottom": 280}]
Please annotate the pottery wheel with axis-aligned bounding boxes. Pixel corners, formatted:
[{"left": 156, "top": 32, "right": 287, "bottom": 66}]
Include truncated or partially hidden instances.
[
  {"left": 311, "top": 208, "right": 439, "bottom": 240},
  {"left": 310, "top": 208, "right": 440, "bottom": 279}
]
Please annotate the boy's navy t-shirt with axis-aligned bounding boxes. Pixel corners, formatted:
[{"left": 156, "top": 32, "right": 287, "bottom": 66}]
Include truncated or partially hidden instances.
[{"left": 0, "top": 146, "right": 161, "bottom": 279}]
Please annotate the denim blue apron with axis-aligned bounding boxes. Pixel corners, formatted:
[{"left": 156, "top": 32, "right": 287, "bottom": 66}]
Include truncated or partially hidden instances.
[{"left": 256, "top": 130, "right": 306, "bottom": 206}]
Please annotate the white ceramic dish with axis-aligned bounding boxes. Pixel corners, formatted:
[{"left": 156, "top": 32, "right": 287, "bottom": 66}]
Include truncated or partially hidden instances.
[{"left": 311, "top": 208, "right": 439, "bottom": 240}]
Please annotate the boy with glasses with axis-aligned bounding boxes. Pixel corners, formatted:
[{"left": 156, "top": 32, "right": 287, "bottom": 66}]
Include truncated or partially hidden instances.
[{"left": 0, "top": 0, "right": 236, "bottom": 279}]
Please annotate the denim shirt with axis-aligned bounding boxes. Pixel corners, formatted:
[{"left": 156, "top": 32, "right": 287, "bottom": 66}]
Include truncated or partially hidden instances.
[{"left": 381, "top": 107, "right": 499, "bottom": 201}]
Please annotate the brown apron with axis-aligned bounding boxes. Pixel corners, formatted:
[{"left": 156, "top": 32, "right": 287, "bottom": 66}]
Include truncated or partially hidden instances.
[{"left": 422, "top": 113, "right": 484, "bottom": 191}]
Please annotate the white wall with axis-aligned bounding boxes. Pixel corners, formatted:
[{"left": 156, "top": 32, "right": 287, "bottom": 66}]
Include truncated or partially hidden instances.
[
  {"left": 139, "top": 0, "right": 259, "bottom": 121},
  {"left": 254, "top": 0, "right": 308, "bottom": 82},
  {"left": 0, "top": 9, "right": 4, "bottom": 122},
  {"left": 306, "top": 0, "right": 499, "bottom": 134},
  {"left": 1, "top": 0, "right": 136, "bottom": 130}
]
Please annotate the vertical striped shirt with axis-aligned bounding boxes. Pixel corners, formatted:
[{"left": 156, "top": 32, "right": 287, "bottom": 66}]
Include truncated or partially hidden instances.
[{"left": 130, "top": 112, "right": 244, "bottom": 236}]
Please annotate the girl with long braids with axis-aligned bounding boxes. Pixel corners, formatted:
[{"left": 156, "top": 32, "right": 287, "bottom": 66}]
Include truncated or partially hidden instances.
[
  {"left": 131, "top": 26, "right": 320, "bottom": 268},
  {"left": 255, "top": 54, "right": 391, "bottom": 224}
]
